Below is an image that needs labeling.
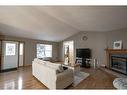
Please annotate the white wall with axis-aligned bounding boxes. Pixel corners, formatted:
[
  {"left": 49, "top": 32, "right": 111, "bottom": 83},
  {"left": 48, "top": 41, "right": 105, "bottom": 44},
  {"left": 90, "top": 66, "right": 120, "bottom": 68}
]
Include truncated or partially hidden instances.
[
  {"left": 59, "top": 32, "right": 107, "bottom": 66},
  {"left": 106, "top": 28, "right": 127, "bottom": 49},
  {"left": 0, "top": 35, "right": 59, "bottom": 66},
  {"left": 59, "top": 29, "right": 127, "bottom": 67}
]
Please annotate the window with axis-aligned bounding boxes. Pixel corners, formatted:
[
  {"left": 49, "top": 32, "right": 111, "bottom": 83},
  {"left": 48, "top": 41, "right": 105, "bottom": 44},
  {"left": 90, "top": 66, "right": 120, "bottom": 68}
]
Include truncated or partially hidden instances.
[
  {"left": 6, "top": 43, "right": 16, "bottom": 56},
  {"left": 20, "top": 43, "right": 23, "bottom": 55},
  {"left": 36, "top": 44, "right": 52, "bottom": 58}
]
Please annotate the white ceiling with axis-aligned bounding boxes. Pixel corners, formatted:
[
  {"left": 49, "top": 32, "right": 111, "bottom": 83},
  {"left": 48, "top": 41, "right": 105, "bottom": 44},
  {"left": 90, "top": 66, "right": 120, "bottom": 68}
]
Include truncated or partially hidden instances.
[{"left": 0, "top": 6, "right": 127, "bottom": 42}]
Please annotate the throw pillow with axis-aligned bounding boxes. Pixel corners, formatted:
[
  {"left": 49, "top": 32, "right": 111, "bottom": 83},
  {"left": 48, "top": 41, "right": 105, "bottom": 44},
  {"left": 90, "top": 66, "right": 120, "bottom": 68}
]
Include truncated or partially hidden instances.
[
  {"left": 58, "top": 65, "right": 64, "bottom": 73},
  {"left": 62, "top": 66, "right": 68, "bottom": 70}
]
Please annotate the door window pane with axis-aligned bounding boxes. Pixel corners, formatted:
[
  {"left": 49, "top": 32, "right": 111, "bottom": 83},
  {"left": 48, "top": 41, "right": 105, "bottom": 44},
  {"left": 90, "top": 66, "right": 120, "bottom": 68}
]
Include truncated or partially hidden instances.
[{"left": 6, "top": 43, "right": 16, "bottom": 56}]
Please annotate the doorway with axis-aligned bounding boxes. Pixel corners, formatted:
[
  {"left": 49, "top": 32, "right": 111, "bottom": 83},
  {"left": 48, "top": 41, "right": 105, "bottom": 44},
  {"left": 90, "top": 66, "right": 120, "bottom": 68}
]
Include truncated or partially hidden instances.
[
  {"left": 19, "top": 42, "right": 24, "bottom": 67},
  {"left": 0, "top": 41, "right": 25, "bottom": 72},
  {"left": 1, "top": 41, "right": 19, "bottom": 71},
  {"left": 63, "top": 41, "right": 74, "bottom": 66}
]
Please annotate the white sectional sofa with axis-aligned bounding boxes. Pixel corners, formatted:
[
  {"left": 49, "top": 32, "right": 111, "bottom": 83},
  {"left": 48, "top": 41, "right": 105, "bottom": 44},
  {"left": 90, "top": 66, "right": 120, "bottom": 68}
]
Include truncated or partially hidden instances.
[{"left": 32, "top": 58, "right": 74, "bottom": 89}]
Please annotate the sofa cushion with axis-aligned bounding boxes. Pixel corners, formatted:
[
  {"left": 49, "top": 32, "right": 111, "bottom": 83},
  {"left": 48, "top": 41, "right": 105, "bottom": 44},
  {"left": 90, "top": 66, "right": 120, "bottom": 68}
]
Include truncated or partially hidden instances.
[
  {"left": 34, "top": 58, "right": 64, "bottom": 73},
  {"left": 34, "top": 58, "right": 47, "bottom": 64},
  {"left": 43, "top": 57, "right": 51, "bottom": 61}
]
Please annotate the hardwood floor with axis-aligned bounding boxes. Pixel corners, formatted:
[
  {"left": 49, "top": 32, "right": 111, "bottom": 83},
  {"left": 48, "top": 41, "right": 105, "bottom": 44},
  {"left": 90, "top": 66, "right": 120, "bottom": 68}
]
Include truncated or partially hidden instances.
[
  {"left": 73, "top": 68, "right": 116, "bottom": 89},
  {"left": 0, "top": 66, "right": 116, "bottom": 90}
]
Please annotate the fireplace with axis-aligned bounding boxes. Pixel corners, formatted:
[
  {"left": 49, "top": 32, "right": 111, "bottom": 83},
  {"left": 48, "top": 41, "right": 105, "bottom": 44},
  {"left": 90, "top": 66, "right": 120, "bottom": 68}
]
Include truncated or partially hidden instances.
[
  {"left": 105, "top": 49, "right": 127, "bottom": 75},
  {"left": 111, "top": 54, "right": 127, "bottom": 75}
]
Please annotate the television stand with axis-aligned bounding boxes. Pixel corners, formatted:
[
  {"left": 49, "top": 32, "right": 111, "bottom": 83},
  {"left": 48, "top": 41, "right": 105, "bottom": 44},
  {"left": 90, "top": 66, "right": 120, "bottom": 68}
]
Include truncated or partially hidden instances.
[{"left": 76, "top": 58, "right": 91, "bottom": 68}]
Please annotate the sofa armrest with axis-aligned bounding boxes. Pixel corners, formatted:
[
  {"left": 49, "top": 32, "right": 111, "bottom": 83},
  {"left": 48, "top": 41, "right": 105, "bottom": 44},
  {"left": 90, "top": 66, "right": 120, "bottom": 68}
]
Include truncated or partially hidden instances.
[
  {"left": 56, "top": 69, "right": 74, "bottom": 89},
  {"left": 56, "top": 69, "right": 73, "bottom": 81}
]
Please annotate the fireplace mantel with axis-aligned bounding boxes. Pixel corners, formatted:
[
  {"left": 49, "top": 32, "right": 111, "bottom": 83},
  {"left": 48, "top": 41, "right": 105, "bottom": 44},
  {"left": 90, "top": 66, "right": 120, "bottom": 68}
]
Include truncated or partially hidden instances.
[{"left": 105, "top": 49, "right": 127, "bottom": 68}]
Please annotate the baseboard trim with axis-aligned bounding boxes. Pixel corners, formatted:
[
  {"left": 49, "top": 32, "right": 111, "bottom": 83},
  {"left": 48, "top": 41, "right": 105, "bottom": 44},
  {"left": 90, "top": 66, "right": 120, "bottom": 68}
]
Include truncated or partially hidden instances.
[
  {"left": 24, "top": 64, "right": 32, "bottom": 67},
  {"left": 0, "top": 68, "right": 17, "bottom": 73}
]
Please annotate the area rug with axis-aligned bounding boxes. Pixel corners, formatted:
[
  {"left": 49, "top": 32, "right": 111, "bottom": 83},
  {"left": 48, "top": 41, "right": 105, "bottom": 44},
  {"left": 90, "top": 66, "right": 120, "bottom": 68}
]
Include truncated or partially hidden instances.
[{"left": 73, "top": 71, "right": 90, "bottom": 87}]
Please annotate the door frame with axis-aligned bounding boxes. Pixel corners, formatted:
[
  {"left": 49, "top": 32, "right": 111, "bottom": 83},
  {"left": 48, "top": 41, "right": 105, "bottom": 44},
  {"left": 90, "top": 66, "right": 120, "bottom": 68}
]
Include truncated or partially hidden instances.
[
  {"left": 1, "top": 40, "right": 19, "bottom": 71},
  {"left": 0, "top": 40, "right": 25, "bottom": 70},
  {"left": 0, "top": 40, "right": 2, "bottom": 71},
  {"left": 63, "top": 40, "right": 74, "bottom": 65}
]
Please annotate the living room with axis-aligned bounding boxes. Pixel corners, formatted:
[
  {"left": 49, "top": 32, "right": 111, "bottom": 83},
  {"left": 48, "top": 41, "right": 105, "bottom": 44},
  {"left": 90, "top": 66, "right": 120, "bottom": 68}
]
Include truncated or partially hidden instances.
[{"left": 0, "top": 6, "right": 127, "bottom": 91}]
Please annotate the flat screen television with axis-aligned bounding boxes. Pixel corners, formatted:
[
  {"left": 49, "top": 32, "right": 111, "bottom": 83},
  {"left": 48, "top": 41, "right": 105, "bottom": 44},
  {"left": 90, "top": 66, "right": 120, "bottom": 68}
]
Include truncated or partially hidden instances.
[{"left": 76, "top": 48, "right": 91, "bottom": 58}]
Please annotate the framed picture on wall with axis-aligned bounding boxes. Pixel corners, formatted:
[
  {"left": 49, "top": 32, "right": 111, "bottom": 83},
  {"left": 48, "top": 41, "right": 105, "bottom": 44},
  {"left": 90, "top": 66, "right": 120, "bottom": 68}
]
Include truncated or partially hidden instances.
[{"left": 113, "top": 40, "right": 122, "bottom": 49}]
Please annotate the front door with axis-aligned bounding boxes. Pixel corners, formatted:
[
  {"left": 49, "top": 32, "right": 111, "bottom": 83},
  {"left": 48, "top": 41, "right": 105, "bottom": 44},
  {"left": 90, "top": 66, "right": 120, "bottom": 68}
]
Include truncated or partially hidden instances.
[{"left": 1, "top": 41, "right": 19, "bottom": 70}]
